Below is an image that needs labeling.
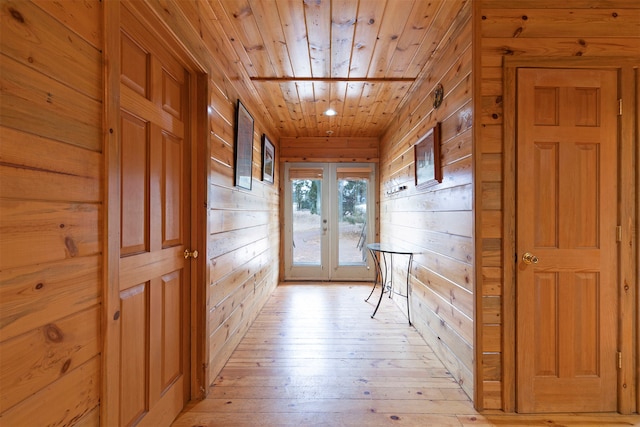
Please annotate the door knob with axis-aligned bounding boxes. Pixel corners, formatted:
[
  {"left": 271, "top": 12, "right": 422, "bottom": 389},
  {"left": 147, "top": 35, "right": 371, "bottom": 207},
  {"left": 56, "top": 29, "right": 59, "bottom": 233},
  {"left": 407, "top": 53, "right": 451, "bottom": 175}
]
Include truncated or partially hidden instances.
[
  {"left": 184, "top": 249, "right": 199, "bottom": 259},
  {"left": 522, "top": 252, "right": 538, "bottom": 265}
]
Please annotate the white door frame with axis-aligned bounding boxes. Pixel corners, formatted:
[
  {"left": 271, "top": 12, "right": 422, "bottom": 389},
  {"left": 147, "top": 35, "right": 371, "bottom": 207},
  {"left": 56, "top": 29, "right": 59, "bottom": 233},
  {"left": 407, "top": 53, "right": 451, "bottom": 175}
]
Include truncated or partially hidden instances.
[{"left": 283, "top": 162, "right": 376, "bottom": 281}]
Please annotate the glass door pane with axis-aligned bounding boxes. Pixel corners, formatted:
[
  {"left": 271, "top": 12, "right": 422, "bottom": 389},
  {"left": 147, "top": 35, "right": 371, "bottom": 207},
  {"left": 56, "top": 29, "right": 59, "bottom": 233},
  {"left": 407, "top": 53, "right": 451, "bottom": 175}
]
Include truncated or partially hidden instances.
[
  {"left": 331, "top": 164, "right": 375, "bottom": 281},
  {"left": 337, "top": 176, "right": 368, "bottom": 265},
  {"left": 284, "top": 164, "right": 328, "bottom": 280},
  {"left": 292, "top": 178, "right": 322, "bottom": 265}
]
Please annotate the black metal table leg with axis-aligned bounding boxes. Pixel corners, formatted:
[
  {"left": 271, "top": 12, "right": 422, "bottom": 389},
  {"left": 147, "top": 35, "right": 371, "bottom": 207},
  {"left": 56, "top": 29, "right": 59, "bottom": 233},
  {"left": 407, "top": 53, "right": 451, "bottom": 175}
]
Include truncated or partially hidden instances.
[
  {"left": 370, "top": 252, "right": 388, "bottom": 319},
  {"left": 365, "top": 248, "right": 379, "bottom": 302},
  {"left": 406, "top": 254, "right": 413, "bottom": 326}
]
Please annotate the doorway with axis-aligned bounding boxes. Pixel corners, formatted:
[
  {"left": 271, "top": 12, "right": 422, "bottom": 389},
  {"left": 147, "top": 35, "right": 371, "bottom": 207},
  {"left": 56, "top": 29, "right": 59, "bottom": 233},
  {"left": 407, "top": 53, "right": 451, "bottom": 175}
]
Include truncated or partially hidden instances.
[
  {"left": 283, "top": 163, "right": 376, "bottom": 281},
  {"left": 514, "top": 67, "right": 618, "bottom": 412}
]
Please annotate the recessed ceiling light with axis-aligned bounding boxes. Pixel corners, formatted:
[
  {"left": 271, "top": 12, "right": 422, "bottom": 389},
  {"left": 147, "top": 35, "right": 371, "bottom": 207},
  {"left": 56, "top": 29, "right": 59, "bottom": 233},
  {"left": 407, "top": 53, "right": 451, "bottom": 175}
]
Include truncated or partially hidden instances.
[{"left": 324, "top": 108, "right": 337, "bottom": 116}]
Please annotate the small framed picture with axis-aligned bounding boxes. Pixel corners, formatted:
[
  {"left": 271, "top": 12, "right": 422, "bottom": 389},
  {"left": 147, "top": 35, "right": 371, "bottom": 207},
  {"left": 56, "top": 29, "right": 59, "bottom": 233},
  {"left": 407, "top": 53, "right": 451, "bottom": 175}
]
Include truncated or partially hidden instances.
[
  {"left": 261, "top": 134, "right": 275, "bottom": 184},
  {"left": 234, "top": 99, "right": 254, "bottom": 190},
  {"left": 414, "top": 122, "right": 442, "bottom": 188}
]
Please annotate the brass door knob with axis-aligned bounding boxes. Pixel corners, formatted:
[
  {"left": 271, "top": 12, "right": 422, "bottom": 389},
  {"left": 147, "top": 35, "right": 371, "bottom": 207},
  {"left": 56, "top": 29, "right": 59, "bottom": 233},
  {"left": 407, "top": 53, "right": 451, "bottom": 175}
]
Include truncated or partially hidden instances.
[
  {"left": 522, "top": 252, "right": 538, "bottom": 265},
  {"left": 184, "top": 249, "right": 199, "bottom": 259}
]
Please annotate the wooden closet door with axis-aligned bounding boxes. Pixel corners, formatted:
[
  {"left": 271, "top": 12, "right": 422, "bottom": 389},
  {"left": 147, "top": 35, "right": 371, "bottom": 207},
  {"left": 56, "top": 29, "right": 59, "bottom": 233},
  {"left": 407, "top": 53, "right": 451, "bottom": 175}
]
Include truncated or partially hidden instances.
[
  {"left": 516, "top": 68, "right": 618, "bottom": 413},
  {"left": 118, "top": 5, "right": 191, "bottom": 426}
]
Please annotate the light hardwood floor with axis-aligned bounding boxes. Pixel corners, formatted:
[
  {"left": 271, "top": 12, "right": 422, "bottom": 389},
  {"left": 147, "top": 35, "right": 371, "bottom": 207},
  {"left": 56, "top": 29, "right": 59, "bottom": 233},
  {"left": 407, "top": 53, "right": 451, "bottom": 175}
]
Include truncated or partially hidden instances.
[{"left": 173, "top": 283, "right": 640, "bottom": 427}]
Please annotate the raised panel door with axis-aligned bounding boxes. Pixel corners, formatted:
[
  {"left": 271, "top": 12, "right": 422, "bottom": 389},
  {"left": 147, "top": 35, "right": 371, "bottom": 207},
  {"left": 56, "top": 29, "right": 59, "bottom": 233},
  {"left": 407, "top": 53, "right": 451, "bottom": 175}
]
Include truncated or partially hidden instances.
[
  {"left": 118, "top": 5, "right": 190, "bottom": 425},
  {"left": 516, "top": 68, "right": 618, "bottom": 413}
]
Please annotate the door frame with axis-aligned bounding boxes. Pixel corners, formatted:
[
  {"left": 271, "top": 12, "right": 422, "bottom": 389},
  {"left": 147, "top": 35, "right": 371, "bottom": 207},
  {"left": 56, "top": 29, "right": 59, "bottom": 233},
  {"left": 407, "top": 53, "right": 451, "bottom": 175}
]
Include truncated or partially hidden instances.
[
  {"left": 282, "top": 162, "right": 376, "bottom": 281},
  {"left": 103, "top": 2, "right": 209, "bottom": 424},
  {"left": 502, "top": 57, "right": 638, "bottom": 414}
]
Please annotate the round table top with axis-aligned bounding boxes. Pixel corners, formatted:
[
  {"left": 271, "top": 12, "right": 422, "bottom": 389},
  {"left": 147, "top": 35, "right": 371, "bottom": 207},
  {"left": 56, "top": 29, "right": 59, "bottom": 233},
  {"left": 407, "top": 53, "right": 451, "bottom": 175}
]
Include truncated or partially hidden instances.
[{"left": 366, "top": 242, "right": 422, "bottom": 255}]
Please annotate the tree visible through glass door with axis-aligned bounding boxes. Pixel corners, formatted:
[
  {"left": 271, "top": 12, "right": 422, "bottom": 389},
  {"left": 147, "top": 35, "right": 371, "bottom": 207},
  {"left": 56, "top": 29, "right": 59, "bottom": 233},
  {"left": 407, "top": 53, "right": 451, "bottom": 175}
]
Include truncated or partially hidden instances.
[
  {"left": 291, "top": 177, "right": 322, "bottom": 265},
  {"left": 284, "top": 163, "right": 375, "bottom": 281},
  {"left": 337, "top": 176, "right": 368, "bottom": 265}
]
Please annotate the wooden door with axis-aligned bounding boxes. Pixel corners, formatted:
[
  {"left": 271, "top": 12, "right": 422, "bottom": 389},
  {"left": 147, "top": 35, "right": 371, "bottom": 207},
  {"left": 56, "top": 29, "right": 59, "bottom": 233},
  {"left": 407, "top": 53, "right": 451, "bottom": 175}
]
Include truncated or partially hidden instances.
[
  {"left": 516, "top": 68, "right": 618, "bottom": 413},
  {"left": 118, "top": 6, "right": 191, "bottom": 426}
]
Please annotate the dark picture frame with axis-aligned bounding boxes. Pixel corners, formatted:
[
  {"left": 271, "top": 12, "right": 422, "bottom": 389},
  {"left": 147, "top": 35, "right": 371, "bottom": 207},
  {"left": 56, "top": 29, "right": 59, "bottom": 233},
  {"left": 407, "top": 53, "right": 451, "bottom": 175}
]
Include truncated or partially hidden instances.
[
  {"left": 261, "top": 134, "right": 275, "bottom": 184},
  {"left": 234, "top": 99, "right": 254, "bottom": 190},
  {"left": 414, "top": 122, "right": 442, "bottom": 188}
]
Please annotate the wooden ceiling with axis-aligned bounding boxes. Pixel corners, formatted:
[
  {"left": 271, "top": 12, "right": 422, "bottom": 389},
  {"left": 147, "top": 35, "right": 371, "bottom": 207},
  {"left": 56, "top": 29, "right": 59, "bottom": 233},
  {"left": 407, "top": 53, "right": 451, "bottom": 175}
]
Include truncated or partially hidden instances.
[{"left": 208, "top": 0, "right": 459, "bottom": 138}]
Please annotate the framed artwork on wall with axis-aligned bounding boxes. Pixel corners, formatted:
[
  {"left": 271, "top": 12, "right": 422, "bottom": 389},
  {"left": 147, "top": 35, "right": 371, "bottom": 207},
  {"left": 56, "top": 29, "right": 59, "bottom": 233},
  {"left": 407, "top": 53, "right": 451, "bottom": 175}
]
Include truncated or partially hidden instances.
[
  {"left": 234, "top": 99, "right": 254, "bottom": 190},
  {"left": 261, "top": 134, "right": 275, "bottom": 184},
  {"left": 414, "top": 122, "right": 442, "bottom": 188}
]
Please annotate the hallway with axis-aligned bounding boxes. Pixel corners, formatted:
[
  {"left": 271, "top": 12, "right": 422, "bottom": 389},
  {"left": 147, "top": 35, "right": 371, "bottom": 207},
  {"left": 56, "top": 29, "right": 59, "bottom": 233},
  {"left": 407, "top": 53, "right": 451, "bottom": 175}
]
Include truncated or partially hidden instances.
[{"left": 172, "top": 284, "right": 640, "bottom": 427}]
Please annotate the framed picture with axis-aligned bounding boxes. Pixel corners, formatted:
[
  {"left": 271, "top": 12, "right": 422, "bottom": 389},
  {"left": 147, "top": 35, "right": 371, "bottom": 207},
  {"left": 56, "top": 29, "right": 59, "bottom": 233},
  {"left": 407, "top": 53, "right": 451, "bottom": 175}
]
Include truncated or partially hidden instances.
[
  {"left": 234, "top": 99, "right": 254, "bottom": 190},
  {"left": 414, "top": 122, "right": 442, "bottom": 188},
  {"left": 261, "top": 134, "right": 275, "bottom": 184}
]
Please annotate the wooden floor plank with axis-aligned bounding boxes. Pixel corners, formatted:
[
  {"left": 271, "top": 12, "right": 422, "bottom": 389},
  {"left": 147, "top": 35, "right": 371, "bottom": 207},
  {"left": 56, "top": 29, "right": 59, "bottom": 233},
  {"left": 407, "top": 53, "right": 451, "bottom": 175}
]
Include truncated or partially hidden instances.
[
  {"left": 206, "top": 385, "right": 449, "bottom": 400},
  {"left": 173, "top": 412, "right": 463, "bottom": 426},
  {"left": 173, "top": 283, "right": 640, "bottom": 427},
  {"left": 212, "top": 375, "right": 461, "bottom": 389}
]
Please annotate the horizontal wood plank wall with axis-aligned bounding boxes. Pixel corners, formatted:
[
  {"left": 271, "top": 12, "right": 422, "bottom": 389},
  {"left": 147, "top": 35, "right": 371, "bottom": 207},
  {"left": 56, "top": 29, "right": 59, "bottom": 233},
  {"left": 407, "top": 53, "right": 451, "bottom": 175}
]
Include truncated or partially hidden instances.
[
  {"left": 478, "top": 0, "right": 640, "bottom": 411},
  {"left": 280, "top": 137, "right": 379, "bottom": 163},
  {"left": 0, "top": 0, "right": 103, "bottom": 425},
  {"left": 379, "top": 0, "right": 474, "bottom": 400},
  {"left": 154, "top": 0, "right": 283, "bottom": 387}
]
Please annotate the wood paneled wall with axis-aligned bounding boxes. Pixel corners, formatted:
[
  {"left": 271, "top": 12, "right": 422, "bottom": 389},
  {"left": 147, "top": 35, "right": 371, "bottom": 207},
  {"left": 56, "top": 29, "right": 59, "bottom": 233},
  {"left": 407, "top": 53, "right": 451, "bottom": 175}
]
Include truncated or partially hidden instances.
[
  {"left": 0, "top": 0, "right": 103, "bottom": 424},
  {"left": 379, "top": 0, "right": 474, "bottom": 399},
  {"left": 1, "top": 0, "right": 281, "bottom": 424},
  {"left": 477, "top": 0, "right": 640, "bottom": 411},
  {"left": 280, "top": 137, "right": 379, "bottom": 163},
  {"left": 204, "top": 75, "right": 280, "bottom": 383}
]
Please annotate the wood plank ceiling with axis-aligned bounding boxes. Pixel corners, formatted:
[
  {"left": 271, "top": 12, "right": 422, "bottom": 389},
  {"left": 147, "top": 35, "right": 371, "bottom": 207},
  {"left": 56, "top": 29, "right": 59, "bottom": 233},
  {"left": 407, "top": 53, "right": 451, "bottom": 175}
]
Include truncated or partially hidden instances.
[{"left": 209, "top": 0, "right": 451, "bottom": 138}]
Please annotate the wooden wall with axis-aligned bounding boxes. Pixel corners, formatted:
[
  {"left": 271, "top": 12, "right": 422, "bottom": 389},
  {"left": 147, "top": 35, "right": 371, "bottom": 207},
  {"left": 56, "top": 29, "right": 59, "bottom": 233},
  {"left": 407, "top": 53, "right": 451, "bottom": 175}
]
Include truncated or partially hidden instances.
[
  {"left": 1, "top": 0, "right": 281, "bottom": 424},
  {"left": 0, "top": 0, "right": 103, "bottom": 425},
  {"left": 280, "top": 137, "right": 379, "bottom": 163},
  {"left": 204, "top": 65, "right": 281, "bottom": 383},
  {"left": 476, "top": 0, "right": 640, "bottom": 411},
  {"left": 379, "top": 0, "right": 474, "bottom": 399}
]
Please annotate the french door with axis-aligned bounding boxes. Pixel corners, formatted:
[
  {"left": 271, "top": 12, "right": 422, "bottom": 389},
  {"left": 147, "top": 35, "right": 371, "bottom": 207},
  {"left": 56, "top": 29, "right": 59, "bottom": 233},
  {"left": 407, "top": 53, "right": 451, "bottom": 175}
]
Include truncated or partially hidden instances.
[{"left": 283, "top": 163, "right": 376, "bottom": 281}]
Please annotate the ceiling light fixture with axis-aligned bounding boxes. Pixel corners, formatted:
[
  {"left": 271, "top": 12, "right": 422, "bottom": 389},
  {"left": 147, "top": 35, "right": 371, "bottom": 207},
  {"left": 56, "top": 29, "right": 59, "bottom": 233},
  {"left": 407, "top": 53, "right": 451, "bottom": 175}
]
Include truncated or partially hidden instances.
[{"left": 324, "top": 108, "right": 337, "bottom": 116}]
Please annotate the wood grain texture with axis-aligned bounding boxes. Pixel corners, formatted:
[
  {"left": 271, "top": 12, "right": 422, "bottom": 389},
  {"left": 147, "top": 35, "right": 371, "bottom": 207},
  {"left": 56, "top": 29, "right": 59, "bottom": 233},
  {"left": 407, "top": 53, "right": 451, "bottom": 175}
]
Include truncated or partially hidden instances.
[
  {"left": 0, "top": 55, "right": 101, "bottom": 151},
  {"left": 379, "top": 0, "right": 474, "bottom": 401},
  {"left": 0, "top": 0, "right": 636, "bottom": 422},
  {"left": 0, "top": 306, "right": 100, "bottom": 413},
  {"left": 193, "top": 13, "right": 282, "bottom": 390},
  {"left": 0, "top": 2, "right": 103, "bottom": 424},
  {"left": 174, "top": 283, "right": 473, "bottom": 427},
  {"left": 173, "top": 284, "right": 640, "bottom": 427},
  {"left": 112, "top": 0, "right": 283, "bottom": 403},
  {"left": 1, "top": 0, "right": 102, "bottom": 99},
  {"left": 280, "top": 137, "right": 379, "bottom": 162},
  {"left": 478, "top": 0, "right": 640, "bottom": 411},
  {"left": 0, "top": 356, "right": 100, "bottom": 426},
  {"left": 0, "top": 255, "right": 100, "bottom": 342},
  {"left": 619, "top": 65, "right": 639, "bottom": 416},
  {"left": 199, "top": 0, "right": 473, "bottom": 138}
]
